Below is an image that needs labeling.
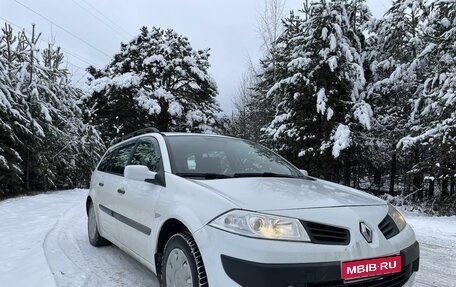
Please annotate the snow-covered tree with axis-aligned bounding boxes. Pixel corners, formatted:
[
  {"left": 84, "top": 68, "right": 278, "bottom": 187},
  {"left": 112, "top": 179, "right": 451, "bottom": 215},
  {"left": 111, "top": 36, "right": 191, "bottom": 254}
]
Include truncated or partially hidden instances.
[
  {"left": 0, "top": 26, "right": 24, "bottom": 194},
  {"left": 400, "top": 0, "right": 455, "bottom": 147},
  {"left": 398, "top": 0, "right": 456, "bottom": 197},
  {"left": 84, "top": 27, "right": 221, "bottom": 144},
  {"left": 11, "top": 27, "right": 77, "bottom": 190},
  {"left": 263, "top": 0, "right": 373, "bottom": 180},
  {"left": 228, "top": 0, "right": 288, "bottom": 142},
  {"left": 366, "top": 0, "right": 428, "bottom": 193},
  {"left": 0, "top": 24, "right": 104, "bottom": 194}
]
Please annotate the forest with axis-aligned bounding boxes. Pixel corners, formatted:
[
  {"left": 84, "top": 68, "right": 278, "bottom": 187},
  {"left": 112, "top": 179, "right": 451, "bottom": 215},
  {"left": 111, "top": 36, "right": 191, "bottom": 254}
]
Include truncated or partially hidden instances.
[
  {"left": 229, "top": 0, "right": 456, "bottom": 214},
  {"left": 1, "top": 0, "right": 455, "bottom": 214}
]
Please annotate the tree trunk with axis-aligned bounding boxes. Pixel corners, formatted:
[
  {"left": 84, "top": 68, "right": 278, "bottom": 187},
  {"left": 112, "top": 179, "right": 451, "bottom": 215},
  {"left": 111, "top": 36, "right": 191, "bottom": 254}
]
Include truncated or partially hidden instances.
[
  {"left": 428, "top": 178, "right": 434, "bottom": 198},
  {"left": 157, "top": 100, "right": 170, "bottom": 132},
  {"left": 389, "top": 149, "right": 397, "bottom": 195},
  {"left": 413, "top": 148, "right": 423, "bottom": 200},
  {"left": 343, "top": 159, "right": 351, "bottom": 186},
  {"left": 441, "top": 177, "right": 448, "bottom": 197},
  {"left": 373, "top": 169, "right": 382, "bottom": 189},
  {"left": 321, "top": 154, "right": 332, "bottom": 181},
  {"left": 450, "top": 176, "right": 455, "bottom": 196},
  {"left": 25, "top": 149, "right": 30, "bottom": 191}
]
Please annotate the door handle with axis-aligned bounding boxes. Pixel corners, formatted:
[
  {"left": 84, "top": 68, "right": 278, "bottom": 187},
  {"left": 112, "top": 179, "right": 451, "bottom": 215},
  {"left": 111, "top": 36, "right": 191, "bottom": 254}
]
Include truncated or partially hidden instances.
[
  {"left": 117, "top": 188, "right": 126, "bottom": 194},
  {"left": 98, "top": 182, "right": 104, "bottom": 187}
]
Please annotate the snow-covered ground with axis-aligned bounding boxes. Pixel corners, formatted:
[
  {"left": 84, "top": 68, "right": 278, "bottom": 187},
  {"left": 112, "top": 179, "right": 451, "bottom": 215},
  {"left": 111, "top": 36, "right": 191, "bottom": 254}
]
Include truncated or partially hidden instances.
[
  {"left": 0, "top": 189, "right": 454, "bottom": 287},
  {"left": 0, "top": 189, "right": 158, "bottom": 287},
  {"left": 405, "top": 211, "right": 456, "bottom": 287}
]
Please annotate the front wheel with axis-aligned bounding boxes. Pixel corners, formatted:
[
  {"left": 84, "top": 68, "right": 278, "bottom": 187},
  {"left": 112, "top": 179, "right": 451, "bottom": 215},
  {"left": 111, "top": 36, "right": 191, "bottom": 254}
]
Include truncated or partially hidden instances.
[{"left": 161, "top": 232, "right": 208, "bottom": 287}]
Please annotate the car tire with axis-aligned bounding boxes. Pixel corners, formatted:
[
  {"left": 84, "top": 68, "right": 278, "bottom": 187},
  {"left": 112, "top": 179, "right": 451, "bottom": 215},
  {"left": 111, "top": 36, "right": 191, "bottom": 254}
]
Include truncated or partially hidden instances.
[
  {"left": 161, "top": 232, "right": 208, "bottom": 287},
  {"left": 88, "top": 203, "right": 110, "bottom": 247}
]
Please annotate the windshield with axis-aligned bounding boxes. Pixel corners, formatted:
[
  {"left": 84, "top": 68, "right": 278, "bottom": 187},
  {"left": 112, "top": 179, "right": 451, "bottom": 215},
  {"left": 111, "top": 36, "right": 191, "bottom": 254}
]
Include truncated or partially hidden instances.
[{"left": 165, "top": 135, "right": 303, "bottom": 179}]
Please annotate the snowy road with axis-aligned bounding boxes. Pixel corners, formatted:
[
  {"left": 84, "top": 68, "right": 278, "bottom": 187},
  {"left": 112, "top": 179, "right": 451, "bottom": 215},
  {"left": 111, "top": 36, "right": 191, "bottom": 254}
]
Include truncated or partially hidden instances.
[
  {"left": 0, "top": 189, "right": 158, "bottom": 287},
  {"left": 0, "top": 189, "right": 455, "bottom": 287},
  {"left": 406, "top": 213, "right": 456, "bottom": 287}
]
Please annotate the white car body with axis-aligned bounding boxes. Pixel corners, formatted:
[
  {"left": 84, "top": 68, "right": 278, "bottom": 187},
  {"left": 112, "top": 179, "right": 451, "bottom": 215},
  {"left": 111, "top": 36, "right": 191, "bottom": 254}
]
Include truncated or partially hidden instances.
[{"left": 87, "top": 131, "right": 419, "bottom": 287}]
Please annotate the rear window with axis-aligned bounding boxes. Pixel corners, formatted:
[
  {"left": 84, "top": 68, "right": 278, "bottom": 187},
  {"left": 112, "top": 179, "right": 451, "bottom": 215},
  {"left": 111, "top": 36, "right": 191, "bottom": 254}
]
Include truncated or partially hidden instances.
[{"left": 98, "top": 143, "right": 135, "bottom": 175}]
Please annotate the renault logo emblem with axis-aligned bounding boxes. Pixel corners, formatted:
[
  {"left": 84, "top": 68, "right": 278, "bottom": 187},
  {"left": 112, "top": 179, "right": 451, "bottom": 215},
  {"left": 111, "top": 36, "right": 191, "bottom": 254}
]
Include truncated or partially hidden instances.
[{"left": 360, "top": 222, "right": 373, "bottom": 243}]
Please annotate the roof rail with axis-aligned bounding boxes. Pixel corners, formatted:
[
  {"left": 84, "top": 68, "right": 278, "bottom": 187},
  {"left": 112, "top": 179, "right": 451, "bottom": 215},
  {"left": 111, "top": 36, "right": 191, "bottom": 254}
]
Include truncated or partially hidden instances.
[{"left": 121, "top": 127, "right": 161, "bottom": 141}]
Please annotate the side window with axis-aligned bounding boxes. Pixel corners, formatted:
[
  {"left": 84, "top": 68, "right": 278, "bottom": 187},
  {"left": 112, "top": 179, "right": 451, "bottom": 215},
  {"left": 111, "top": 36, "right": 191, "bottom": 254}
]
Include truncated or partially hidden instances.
[
  {"left": 130, "top": 138, "right": 161, "bottom": 172},
  {"left": 109, "top": 143, "right": 135, "bottom": 175},
  {"left": 98, "top": 151, "right": 113, "bottom": 172}
]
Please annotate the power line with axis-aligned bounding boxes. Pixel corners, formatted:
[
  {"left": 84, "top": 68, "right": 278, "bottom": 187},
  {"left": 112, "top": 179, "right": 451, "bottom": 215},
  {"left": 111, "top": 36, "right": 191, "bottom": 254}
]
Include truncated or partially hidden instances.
[
  {"left": 69, "top": 0, "right": 127, "bottom": 40},
  {"left": 13, "top": 0, "right": 111, "bottom": 59},
  {"left": 60, "top": 47, "right": 97, "bottom": 67},
  {"left": 0, "top": 18, "right": 91, "bottom": 86},
  {"left": 0, "top": 17, "right": 89, "bottom": 85},
  {"left": 0, "top": 16, "right": 96, "bottom": 86},
  {"left": 0, "top": 16, "right": 99, "bottom": 67},
  {"left": 79, "top": 0, "right": 134, "bottom": 38},
  {"left": 74, "top": 71, "right": 89, "bottom": 85}
]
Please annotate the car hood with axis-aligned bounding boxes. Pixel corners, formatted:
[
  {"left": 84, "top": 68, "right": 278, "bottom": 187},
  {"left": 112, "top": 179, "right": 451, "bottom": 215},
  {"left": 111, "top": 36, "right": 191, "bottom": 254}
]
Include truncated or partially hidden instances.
[{"left": 192, "top": 177, "right": 385, "bottom": 211}]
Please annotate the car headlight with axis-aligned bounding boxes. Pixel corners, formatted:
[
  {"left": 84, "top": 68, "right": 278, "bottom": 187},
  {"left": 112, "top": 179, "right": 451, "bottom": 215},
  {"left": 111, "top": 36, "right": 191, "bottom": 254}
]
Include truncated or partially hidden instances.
[
  {"left": 388, "top": 203, "right": 407, "bottom": 231},
  {"left": 209, "top": 210, "right": 311, "bottom": 242}
]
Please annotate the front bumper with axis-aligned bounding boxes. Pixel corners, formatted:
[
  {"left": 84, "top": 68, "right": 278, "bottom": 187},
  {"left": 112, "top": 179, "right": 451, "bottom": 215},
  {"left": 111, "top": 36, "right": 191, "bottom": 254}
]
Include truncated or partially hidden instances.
[
  {"left": 193, "top": 212, "right": 419, "bottom": 287},
  {"left": 221, "top": 241, "right": 419, "bottom": 287}
]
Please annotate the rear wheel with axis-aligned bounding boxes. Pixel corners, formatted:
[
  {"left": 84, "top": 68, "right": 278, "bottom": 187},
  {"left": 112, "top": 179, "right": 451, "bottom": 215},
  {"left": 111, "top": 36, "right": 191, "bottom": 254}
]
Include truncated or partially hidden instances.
[
  {"left": 88, "top": 203, "right": 110, "bottom": 247},
  {"left": 161, "top": 232, "right": 208, "bottom": 287}
]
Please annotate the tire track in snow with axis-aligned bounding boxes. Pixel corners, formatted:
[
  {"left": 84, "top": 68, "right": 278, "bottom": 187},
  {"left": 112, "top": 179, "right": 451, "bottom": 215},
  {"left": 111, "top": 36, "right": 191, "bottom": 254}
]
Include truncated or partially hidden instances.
[
  {"left": 43, "top": 192, "right": 159, "bottom": 287},
  {"left": 43, "top": 204, "right": 99, "bottom": 286}
]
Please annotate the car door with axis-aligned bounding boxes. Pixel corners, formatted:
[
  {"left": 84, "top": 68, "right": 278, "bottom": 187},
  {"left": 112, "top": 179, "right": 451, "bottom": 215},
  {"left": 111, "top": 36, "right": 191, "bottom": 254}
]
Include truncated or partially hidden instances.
[
  {"left": 117, "top": 137, "right": 164, "bottom": 261},
  {"left": 96, "top": 142, "right": 136, "bottom": 241},
  {"left": 94, "top": 149, "right": 119, "bottom": 238}
]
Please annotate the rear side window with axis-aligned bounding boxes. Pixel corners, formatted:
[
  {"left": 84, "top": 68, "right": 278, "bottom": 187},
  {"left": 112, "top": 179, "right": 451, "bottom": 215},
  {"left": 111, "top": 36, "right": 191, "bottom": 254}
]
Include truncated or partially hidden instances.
[
  {"left": 130, "top": 138, "right": 161, "bottom": 172},
  {"left": 107, "top": 143, "right": 135, "bottom": 175},
  {"left": 98, "top": 151, "right": 113, "bottom": 172}
]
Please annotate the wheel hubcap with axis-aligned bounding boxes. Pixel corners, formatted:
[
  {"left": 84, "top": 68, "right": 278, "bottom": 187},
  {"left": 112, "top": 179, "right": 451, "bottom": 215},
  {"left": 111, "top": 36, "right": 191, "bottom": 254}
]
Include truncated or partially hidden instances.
[
  {"left": 88, "top": 207, "right": 97, "bottom": 240},
  {"left": 165, "top": 248, "right": 193, "bottom": 287}
]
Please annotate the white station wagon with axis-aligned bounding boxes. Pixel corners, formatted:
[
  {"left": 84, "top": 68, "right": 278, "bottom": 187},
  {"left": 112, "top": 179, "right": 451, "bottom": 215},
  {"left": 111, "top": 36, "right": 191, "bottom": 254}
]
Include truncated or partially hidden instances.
[{"left": 86, "top": 128, "right": 419, "bottom": 287}]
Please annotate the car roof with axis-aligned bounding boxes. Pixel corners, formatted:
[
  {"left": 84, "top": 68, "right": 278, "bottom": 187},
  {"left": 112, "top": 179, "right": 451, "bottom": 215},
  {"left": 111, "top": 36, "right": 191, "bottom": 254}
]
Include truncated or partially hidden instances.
[
  {"left": 161, "top": 132, "right": 233, "bottom": 138},
  {"left": 107, "top": 132, "right": 236, "bottom": 152}
]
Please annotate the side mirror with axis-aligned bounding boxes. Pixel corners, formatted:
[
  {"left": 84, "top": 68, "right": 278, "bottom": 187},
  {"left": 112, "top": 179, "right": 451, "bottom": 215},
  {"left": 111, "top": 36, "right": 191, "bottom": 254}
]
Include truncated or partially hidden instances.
[
  {"left": 124, "top": 165, "right": 166, "bottom": 187},
  {"left": 299, "top": 169, "right": 309, "bottom": 176}
]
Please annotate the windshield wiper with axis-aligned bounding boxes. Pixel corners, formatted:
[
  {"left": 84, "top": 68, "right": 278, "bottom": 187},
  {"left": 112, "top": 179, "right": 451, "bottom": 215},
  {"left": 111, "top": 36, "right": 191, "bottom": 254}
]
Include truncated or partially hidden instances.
[
  {"left": 232, "top": 172, "right": 299, "bottom": 179},
  {"left": 175, "top": 173, "right": 233, "bottom": 179}
]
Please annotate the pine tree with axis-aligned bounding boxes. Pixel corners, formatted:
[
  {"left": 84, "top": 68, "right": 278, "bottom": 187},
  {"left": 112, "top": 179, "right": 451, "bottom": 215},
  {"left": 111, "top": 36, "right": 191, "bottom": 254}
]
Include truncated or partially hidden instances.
[{"left": 84, "top": 27, "right": 221, "bottom": 144}]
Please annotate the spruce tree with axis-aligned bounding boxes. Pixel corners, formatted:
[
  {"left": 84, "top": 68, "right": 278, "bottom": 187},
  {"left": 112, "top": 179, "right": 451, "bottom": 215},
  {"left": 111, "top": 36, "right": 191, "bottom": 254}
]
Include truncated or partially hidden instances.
[
  {"left": 366, "top": 0, "right": 428, "bottom": 194},
  {"left": 0, "top": 26, "right": 23, "bottom": 195},
  {"left": 0, "top": 24, "right": 104, "bottom": 194},
  {"left": 263, "top": 0, "right": 373, "bottom": 181},
  {"left": 399, "top": 0, "right": 456, "bottom": 198}
]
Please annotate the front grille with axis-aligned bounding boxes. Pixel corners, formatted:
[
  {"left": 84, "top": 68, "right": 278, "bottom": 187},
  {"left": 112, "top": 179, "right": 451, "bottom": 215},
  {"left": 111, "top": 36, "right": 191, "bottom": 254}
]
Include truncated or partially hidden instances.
[
  {"left": 301, "top": 221, "right": 350, "bottom": 245},
  {"left": 378, "top": 215, "right": 400, "bottom": 239},
  {"left": 308, "top": 265, "right": 412, "bottom": 287}
]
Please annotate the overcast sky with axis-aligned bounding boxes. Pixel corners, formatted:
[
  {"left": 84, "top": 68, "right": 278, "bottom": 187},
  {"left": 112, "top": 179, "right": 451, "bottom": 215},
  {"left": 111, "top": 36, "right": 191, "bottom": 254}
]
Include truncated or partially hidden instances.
[{"left": 0, "top": 0, "right": 391, "bottom": 113}]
